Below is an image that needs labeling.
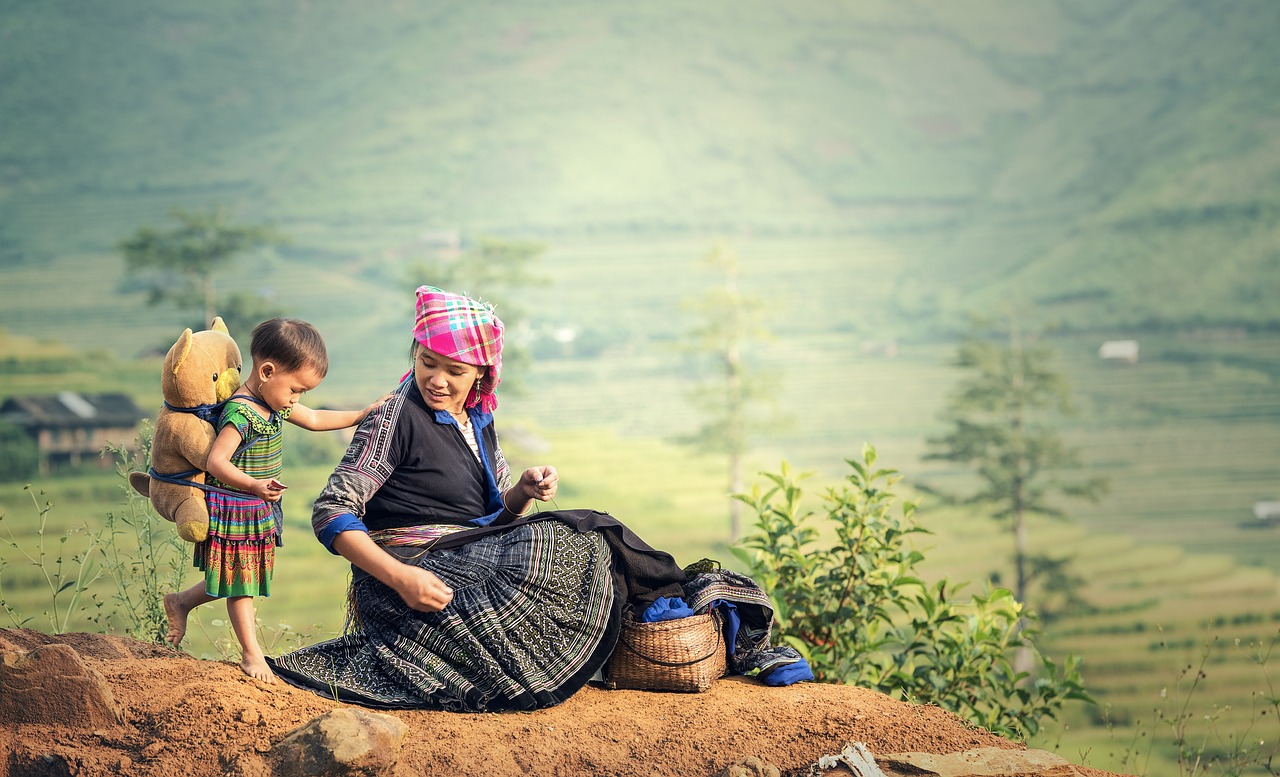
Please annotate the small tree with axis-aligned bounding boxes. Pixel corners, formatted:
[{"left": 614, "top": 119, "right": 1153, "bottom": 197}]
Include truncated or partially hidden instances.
[
  {"left": 118, "top": 206, "right": 283, "bottom": 325},
  {"left": 0, "top": 420, "right": 39, "bottom": 482},
  {"left": 732, "top": 446, "right": 1093, "bottom": 740},
  {"left": 924, "top": 317, "right": 1107, "bottom": 667},
  {"left": 926, "top": 317, "right": 1107, "bottom": 608},
  {"left": 677, "top": 239, "right": 776, "bottom": 540}
]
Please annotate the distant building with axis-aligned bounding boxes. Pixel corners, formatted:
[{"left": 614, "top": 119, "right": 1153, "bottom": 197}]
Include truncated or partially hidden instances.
[
  {"left": 859, "top": 340, "right": 899, "bottom": 358},
  {"left": 420, "top": 229, "right": 462, "bottom": 251},
  {"left": 1098, "top": 340, "right": 1139, "bottom": 364},
  {"left": 1254, "top": 501, "right": 1280, "bottom": 523},
  {"left": 0, "top": 392, "right": 146, "bottom": 474}
]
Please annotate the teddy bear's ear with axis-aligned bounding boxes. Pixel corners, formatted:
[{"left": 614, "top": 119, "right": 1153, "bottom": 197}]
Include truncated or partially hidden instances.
[
  {"left": 210, "top": 317, "right": 229, "bottom": 335},
  {"left": 171, "top": 328, "right": 194, "bottom": 376}
]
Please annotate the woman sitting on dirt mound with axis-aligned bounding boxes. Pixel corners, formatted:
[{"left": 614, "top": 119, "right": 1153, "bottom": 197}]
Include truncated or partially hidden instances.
[{"left": 268, "top": 285, "right": 806, "bottom": 711}]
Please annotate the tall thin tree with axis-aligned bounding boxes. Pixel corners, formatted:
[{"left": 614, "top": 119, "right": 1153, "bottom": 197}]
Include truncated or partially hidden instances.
[
  {"left": 677, "top": 240, "right": 775, "bottom": 539},
  {"left": 925, "top": 316, "right": 1107, "bottom": 632}
]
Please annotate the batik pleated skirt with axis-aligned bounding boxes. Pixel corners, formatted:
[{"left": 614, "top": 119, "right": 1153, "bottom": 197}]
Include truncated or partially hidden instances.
[
  {"left": 269, "top": 519, "right": 617, "bottom": 711},
  {"left": 193, "top": 490, "right": 280, "bottom": 598}
]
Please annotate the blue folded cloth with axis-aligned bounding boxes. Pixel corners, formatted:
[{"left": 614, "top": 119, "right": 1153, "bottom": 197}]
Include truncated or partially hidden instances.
[
  {"left": 758, "top": 657, "right": 815, "bottom": 686},
  {"left": 711, "top": 600, "right": 740, "bottom": 657},
  {"left": 641, "top": 596, "right": 696, "bottom": 622}
]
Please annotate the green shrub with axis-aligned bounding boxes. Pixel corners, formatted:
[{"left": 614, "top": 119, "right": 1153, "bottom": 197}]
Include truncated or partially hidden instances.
[
  {"left": 0, "top": 420, "right": 39, "bottom": 482},
  {"left": 731, "top": 444, "right": 1093, "bottom": 740}
]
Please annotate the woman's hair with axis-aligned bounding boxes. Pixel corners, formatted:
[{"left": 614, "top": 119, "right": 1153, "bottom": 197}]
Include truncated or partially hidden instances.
[
  {"left": 408, "top": 338, "right": 485, "bottom": 376},
  {"left": 251, "top": 318, "right": 329, "bottom": 377}
]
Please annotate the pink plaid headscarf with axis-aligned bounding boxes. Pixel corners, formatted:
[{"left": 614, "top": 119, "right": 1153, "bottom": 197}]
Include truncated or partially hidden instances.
[{"left": 412, "top": 285, "right": 504, "bottom": 413}]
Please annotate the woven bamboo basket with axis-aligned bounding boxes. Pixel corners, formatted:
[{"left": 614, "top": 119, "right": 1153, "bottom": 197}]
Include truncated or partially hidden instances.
[{"left": 603, "top": 610, "right": 726, "bottom": 692}]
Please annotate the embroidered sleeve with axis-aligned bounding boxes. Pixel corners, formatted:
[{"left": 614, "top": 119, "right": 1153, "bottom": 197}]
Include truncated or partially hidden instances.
[
  {"left": 219, "top": 400, "right": 284, "bottom": 439},
  {"left": 217, "top": 402, "right": 255, "bottom": 440},
  {"left": 312, "top": 381, "right": 410, "bottom": 553},
  {"left": 493, "top": 437, "right": 512, "bottom": 492}
]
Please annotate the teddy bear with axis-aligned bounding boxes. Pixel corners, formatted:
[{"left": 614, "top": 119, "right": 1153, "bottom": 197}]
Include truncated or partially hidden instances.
[{"left": 129, "top": 317, "right": 243, "bottom": 542}]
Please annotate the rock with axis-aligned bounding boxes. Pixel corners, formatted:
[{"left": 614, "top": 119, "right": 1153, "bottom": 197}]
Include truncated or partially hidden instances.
[
  {"left": 0, "top": 644, "right": 124, "bottom": 729},
  {"left": 5, "top": 748, "right": 73, "bottom": 777},
  {"left": 225, "top": 753, "right": 272, "bottom": 777},
  {"left": 271, "top": 707, "right": 409, "bottom": 776},
  {"left": 808, "top": 744, "right": 1085, "bottom": 777},
  {"left": 714, "top": 755, "right": 782, "bottom": 777},
  {"left": 877, "top": 747, "right": 1084, "bottom": 777}
]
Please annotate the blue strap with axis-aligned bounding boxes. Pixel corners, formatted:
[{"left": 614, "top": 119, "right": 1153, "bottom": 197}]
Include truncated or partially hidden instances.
[
  {"left": 146, "top": 430, "right": 263, "bottom": 497},
  {"left": 147, "top": 467, "right": 252, "bottom": 498},
  {"left": 150, "top": 393, "right": 272, "bottom": 499},
  {"left": 163, "top": 399, "right": 226, "bottom": 425},
  {"left": 228, "top": 392, "right": 280, "bottom": 425}
]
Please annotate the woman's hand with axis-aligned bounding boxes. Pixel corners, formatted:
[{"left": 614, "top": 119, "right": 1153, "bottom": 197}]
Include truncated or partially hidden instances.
[
  {"left": 502, "top": 466, "right": 559, "bottom": 519},
  {"left": 519, "top": 466, "right": 558, "bottom": 502},
  {"left": 390, "top": 566, "right": 454, "bottom": 612},
  {"left": 332, "top": 530, "right": 454, "bottom": 612}
]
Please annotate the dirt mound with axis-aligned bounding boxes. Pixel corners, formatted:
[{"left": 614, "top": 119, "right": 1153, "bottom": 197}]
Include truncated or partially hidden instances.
[{"left": 0, "top": 629, "right": 1123, "bottom": 776}]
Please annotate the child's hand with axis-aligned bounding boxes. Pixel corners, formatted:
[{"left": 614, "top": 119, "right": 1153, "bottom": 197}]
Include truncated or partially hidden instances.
[
  {"left": 249, "top": 478, "right": 286, "bottom": 503},
  {"left": 358, "top": 393, "right": 394, "bottom": 422}
]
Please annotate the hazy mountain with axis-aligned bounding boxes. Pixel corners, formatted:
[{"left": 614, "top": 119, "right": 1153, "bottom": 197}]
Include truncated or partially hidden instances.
[{"left": 2, "top": 0, "right": 1277, "bottom": 335}]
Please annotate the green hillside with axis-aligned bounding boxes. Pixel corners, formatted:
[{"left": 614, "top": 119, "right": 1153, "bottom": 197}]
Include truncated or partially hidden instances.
[
  {"left": 3, "top": 3, "right": 1280, "bottom": 774},
  {"left": 3, "top": 1, "right": 1279, "bottom": 341}
]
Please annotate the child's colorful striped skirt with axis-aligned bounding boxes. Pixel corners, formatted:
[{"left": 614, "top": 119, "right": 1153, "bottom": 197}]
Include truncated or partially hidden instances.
[{"left": 194, "top": 490, "right": 280, "bottom": 598}]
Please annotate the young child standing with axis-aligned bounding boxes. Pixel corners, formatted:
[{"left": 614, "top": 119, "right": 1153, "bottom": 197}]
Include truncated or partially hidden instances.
[{"left": 163, "top": 317, "right": 386, "bottom": 682}]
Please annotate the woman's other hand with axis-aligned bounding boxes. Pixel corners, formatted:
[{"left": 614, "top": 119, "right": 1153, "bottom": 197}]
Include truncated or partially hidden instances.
[
  {"left": 519, "top": 466, "right": 558, "bottom": 502},
  {"left": 391, "top": 566, "right": 454, "bottom": 612}
]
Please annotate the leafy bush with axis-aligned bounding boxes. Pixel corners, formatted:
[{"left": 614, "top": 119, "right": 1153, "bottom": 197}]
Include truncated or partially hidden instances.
[
  {"left": 731, "top": 444, "right": 1093, "bottom": 740},
  {"left": 0, "top": 420, "right": 39, "bottom": 482}
]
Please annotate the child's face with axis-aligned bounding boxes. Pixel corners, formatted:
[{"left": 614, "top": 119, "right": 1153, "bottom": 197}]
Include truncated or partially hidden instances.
[{"left": 256, "top": 363, "right": 324, "bottom": 414}]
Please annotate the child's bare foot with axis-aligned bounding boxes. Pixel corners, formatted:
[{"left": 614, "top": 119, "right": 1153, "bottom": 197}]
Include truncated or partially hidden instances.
[
  {"left": 240, "top": 654, "right": 277, "bottom": 683},
  {"left": 164, "top": 593, "right": 189, "bottom": 647}
]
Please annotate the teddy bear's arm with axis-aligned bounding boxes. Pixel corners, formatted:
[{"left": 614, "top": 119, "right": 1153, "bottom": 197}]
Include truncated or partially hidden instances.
[{"left": 171, "top": 416, "right": 218, "bottom": 472}]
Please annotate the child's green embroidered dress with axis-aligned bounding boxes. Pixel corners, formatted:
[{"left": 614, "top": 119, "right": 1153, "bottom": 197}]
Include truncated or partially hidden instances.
[{"left": 194, "top": 400, "right": 289, "bottom": 598}]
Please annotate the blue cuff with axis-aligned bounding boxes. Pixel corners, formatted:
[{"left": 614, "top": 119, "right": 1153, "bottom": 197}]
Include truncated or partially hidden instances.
[
  {"left": 472, "top": 508, "right": 503, "bottom": 527},
  {"left": 318, "top": 513, "right": 370, "bottom": 554}
]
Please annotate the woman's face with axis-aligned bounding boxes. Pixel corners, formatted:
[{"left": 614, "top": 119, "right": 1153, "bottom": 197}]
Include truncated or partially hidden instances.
[{"left": 413, "top": 344, "right": 485, "bottom": 415}]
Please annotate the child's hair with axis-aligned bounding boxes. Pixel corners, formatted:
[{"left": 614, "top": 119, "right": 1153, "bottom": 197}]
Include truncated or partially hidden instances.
[{"left": 250, "top": 318, "right": 329, "bottom": 377}]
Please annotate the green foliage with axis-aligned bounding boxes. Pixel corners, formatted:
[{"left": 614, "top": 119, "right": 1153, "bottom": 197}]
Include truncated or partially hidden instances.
[
  {"left": 118, "top": 206, "right": 284, "bottom": 325},
  {"left": 94, "top": 428, "right": 188, "bottom": 644},
  {"left": 4, "top": 1, "right": 1280, "bottom": 342},
  {"left": 0, "top": 420, "right": 39, "bottom": 482},
  {"left": 677, "top": 239, "right": 775, "bottom": 455},
  {"left": 282, "top": 426, "right": 348, "bottom": 469},
  {"left": 732, "top": 445, "right": 1093, "bottom": 740},
  {"left": 1100, "top": 628, "right": 1280, "bottom": 777},
  {"left": 676, "top": 239, "right": 779, "bottom": 538},
  {"left": 0, "top": 485, "right": 104, "bottom": 633},
  {"left": 215, "top": 291, "right": 291, "bottom": 344},
  {"left": 926, "top": 318, "right": 1108, "bottom": 607}
]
